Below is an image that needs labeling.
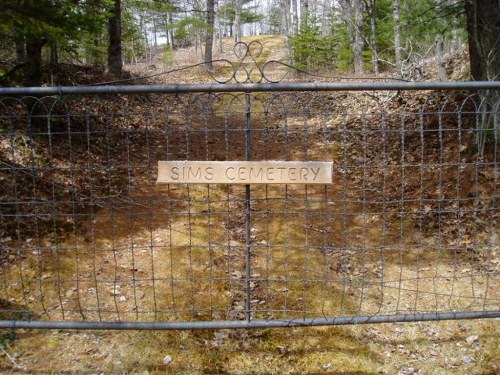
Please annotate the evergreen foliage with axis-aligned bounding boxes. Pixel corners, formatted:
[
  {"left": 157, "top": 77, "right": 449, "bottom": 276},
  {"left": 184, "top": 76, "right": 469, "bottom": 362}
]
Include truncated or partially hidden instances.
[
  {"left": 0, "top": 0, "right": 495, "bottom": 85},
  {"left": 167, "top": 16, "right": 208, "bottom": 47},
  {"left": 121, "top": 7, "right": 146, "bottom": 64},
  {"left": 219, "top": 3, "right": 264, "bottom": 37},
  {"left": 0, "top": 0, "right": 112, "bottom": 59},
  {"left": 289, "top": 19, "right": 337, "bottom": 72}
]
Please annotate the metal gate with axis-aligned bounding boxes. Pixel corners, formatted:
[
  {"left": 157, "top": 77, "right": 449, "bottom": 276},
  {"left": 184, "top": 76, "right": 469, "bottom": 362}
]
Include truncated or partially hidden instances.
[{"left": 1, "top": 43, "right": 499, "bottom": 329}]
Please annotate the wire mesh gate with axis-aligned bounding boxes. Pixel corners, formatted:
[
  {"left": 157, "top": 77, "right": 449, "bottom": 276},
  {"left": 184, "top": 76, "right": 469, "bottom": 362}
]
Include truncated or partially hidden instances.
[{"left": 1, "top": 59, "right": 499, "bottom": 330}]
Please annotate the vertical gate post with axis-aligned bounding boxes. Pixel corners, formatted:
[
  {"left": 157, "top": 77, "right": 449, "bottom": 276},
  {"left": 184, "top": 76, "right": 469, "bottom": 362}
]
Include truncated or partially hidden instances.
[{"left": 245, "top": 92, "right": 252, "bottom": 322}]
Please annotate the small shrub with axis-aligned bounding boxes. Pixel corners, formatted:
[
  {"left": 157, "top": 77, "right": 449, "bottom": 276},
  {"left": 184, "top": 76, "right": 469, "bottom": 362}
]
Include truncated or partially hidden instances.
[
  {"left": 288, "top": 19, "right": 337, "bottom": 73},
  {"left": 162, "top": 45, "right": 175, "bottom": 68}
]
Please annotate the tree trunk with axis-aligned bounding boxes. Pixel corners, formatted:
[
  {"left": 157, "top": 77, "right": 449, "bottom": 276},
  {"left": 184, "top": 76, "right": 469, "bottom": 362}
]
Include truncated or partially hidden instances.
[
  {"left": 234, "top": 0, "right": 243, "bottom": 44},
  {"left": 340, "top": 0, "right": 364, "bottom": 75},
  {"left": 92, "top": 38, "right": 104, "bottom": 66},
  {"left": 291, "top": 0, "right": 298, "bottom": 33},
  {"left": 107, "top": 0, "right": 122, "bottom": 77},
  {"left": 340, "top": 1, "right": 355, "bottom": 62},
  {"left": 365, "top": 0, "right": 378, "bottom": 75},
  {"left": 282, "top": 0, "right": 291, "bottom": 35},
  {"left": 14, "top": 32, "right": 26, "bottom": 63},
  {"left": 50, "top": 43, "right": 58, "bottom": 65},
  {"left": 434, "top": 0, "right": 446, "bottom": 81},
  {"left": 140, "top": 14, "right": 151, "bottom": 63},
  {"left": 152, "top": 12, "right": 158, "bottom": 57},
  {"left": 435, "top": 35, "right": 447, "bottom": 81},
  {"left": 393, "top": 0, "right": 403, "bottom": 78},
  {"left": 300, "top": 0, "right": 309, "bottom": 29},
  {"left": 465, "top": 0, "right": 500, "bottom": 156},
  {"left": 465, "top": 0, "right": 500, "bottom": 81},
  {"left": 169, "top": 12, "right": 175, "bottom": 48},
  {"left": 205, "top": 0, "right": 215, "bottom": 70},
  {"left": 216, "top": 0, "right": 224, "bottom": 52},
  {"left": 321, "top": 0, "right": 331, "bottom": 36},
  {"left": 353, "top": 2, "right": 364, "bottom": 75},
  {"left": 24, "top": 35, "right": 46, "bottom": 86}
]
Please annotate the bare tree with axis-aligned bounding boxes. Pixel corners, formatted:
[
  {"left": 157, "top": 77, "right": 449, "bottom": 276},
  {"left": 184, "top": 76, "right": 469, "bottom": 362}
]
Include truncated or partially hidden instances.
[
  {"left": 234, "top": 0, "right": 243, "bottom": 43},
  {"left": 25, "top": 34, "right": 46, "bottom": 85},
  {"left": 14, "top": 32, "right": 25, "bottom": 63},
  {"left": 465, "top": 0, "right": 500, "bottom": 81},
  {"left": 464, "top": 0, "right": 499, "bottom": 156},
  {"left": 108, "top": 0, "right": 122, "bottom": 77},
  {"left": 339, "top": 0, "right": 365, "bottom": 75},
  {"left": 205, "top": 0, "right": 215, "bottom": 70},
  {"left": 435, "top": 35, "right": 447, "bottom": 81},
  {"left": 291, "top": 0, "right": 298, "bottom": 33},
  {"left": 281, "top": 0, "right": 291, "bottom": 35},
  {"left": 364, "top": 0, "right": 378, "bottom": 75},
  {"left": 434, "top": 0, "right": 447, "bottom": 81},
  {"left": 392, "top": 0, "right": 402, "bottom": 78},
  {"left": 300, "top": 0, "right": 309, "bottom": 29}
]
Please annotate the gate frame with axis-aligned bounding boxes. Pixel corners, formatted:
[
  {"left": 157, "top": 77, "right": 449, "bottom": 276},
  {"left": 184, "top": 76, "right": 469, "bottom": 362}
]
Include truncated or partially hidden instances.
[{"left": 1, "top": 80, "right": 499, "bottom": 330}]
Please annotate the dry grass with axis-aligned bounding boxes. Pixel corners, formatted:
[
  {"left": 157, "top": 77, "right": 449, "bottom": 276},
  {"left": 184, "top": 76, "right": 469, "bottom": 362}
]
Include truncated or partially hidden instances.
[
  {"left": 1, "top": 176, "right": 497, "bottom": 374},
  {"left": 1, "top": 319, "right": 498, "bottom": 374}
]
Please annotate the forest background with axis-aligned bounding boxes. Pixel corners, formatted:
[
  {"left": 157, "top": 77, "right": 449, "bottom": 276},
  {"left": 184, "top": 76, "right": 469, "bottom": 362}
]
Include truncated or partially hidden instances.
[{"left": 0, "top": 0, "right": 499, "bottom": 86}]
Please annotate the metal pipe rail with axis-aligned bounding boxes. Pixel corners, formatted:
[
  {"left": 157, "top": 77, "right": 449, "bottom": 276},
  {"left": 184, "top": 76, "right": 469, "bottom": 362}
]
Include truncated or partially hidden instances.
[
  {"left": 1, "top": 81, "right": 500, "bottom": 96},
  {"left": 1, "top": 311, "right": 499, "bottom": 331}
]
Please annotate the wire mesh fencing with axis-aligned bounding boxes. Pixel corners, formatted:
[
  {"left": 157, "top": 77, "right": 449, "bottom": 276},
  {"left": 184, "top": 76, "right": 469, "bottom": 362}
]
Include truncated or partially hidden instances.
[{"left": 0, "top": 82, "right": 499, "bottom": 330}]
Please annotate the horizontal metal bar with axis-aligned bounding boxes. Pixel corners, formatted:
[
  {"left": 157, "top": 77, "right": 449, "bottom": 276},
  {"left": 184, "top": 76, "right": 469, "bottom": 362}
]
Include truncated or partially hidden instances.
[
  {"left": 1, "top": 311, "right": 498, "bottom": 330},
  {"left": 1, "top": 81, "right": 500, "bottom": 96}
]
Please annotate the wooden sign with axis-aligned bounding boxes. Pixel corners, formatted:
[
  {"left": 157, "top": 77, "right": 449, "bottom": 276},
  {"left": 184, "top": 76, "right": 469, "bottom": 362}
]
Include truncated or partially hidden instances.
[{"left": 157, "top": 161, "right": 333, "bottom": 184}]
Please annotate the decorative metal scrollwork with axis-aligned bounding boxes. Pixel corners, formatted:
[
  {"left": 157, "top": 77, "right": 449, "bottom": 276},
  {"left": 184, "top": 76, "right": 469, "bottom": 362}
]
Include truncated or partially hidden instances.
[
  {"left": 71, "top": 40, "right": 422, "bottom": 86},
  {"left": 207, "top": 41, "right": 291, "bottom": 84},
  {"left": 72, "top": 41, "right": 297, "bottom": 86}
]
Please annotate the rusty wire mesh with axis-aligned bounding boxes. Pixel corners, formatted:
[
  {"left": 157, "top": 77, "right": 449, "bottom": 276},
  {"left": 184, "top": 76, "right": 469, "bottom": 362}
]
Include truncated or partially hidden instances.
[{"left": 0, "top": 85, "right": 499, "bottom": 329}]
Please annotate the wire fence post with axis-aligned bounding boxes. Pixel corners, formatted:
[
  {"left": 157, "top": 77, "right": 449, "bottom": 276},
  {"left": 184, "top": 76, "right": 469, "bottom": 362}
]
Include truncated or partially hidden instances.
[{"left": 245, "top": 91, "right": 253, "bottom": 323}]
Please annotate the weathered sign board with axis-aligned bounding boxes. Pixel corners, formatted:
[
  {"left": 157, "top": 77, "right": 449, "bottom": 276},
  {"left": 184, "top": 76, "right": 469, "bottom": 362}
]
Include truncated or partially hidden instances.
[{"left": 157, "top": 161, "right": 333, "bottom": 184}]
